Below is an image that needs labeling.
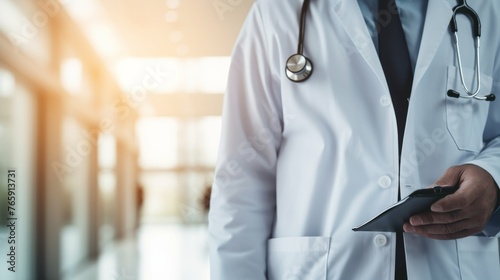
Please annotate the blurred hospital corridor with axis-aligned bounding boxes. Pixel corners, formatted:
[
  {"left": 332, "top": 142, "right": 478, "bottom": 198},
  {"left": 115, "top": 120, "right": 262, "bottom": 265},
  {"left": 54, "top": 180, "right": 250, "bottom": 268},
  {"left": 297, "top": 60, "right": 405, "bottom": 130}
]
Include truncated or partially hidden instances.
[{"left": 0, "top": 0, "right": 253, "bottom": 279}]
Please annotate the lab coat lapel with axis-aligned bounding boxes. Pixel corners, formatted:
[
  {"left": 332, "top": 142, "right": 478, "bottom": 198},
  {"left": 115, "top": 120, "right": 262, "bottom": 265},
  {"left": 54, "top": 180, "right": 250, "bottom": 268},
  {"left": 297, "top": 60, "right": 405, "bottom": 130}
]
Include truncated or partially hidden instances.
[
  {"left": 412, "top": 0, "right": 454, "bottom": 89},
  {"left": 332, "top": 0, "right": 388, "bottom": 91}
]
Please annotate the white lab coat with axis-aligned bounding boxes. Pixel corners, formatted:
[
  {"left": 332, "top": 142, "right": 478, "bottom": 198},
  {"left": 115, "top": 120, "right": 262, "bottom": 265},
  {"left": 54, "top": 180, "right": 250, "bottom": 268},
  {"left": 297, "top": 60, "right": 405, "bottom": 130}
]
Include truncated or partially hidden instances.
[{"left": 209, "top": 0, "right": 500, "bottom": 279}]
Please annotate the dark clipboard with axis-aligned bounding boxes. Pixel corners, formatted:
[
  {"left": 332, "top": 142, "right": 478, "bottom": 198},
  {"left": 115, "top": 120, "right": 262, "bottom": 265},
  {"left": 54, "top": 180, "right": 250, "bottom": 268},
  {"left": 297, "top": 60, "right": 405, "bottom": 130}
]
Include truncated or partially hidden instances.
[{"left": 352, "top": 186, "right": 459, "bottom": 232}]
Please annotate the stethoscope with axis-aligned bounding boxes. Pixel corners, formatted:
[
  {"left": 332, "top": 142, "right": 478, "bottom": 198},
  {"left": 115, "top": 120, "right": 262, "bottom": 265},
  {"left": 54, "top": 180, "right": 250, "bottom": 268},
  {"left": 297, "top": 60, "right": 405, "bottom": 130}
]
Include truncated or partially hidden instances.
[
  {"left": 285, "top": 0, "right": 495, "bottom": 101},
  {"left": 446, "top": 0, "right": 495, "bottom": 101},
  {"left": 285, "top": 0, "right": 313, "bottom": 82}
]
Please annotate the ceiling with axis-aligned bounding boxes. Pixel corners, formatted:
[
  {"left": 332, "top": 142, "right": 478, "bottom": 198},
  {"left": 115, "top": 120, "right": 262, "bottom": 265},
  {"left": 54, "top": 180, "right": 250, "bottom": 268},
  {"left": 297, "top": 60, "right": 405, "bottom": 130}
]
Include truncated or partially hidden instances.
[{"left": 91, "top": 0, "right": 254, "bottom": 57}]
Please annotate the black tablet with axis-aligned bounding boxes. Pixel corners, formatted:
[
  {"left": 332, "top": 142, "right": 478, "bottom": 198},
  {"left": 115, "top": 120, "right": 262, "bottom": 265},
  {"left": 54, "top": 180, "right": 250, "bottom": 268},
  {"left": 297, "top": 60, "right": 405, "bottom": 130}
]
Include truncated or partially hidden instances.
[{"left": 352, "top": 186, "right": 459, "bottom": 232}]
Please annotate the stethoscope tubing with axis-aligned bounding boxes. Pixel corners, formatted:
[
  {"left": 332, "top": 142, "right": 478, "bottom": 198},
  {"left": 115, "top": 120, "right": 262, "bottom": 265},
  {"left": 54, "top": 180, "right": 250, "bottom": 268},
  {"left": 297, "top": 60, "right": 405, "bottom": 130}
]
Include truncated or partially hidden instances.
[
  {"left": 453, "top": 33, "right": 481, "bottom": 98},
  {"left": 297, "top": 0, "right": 310, "bottom": 55}
]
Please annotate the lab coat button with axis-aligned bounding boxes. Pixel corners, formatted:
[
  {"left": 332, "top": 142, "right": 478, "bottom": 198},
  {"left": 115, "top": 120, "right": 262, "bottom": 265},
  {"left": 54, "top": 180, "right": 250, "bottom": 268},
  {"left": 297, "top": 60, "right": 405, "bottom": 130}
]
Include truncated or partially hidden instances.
[
  {"left": 378, "top": 176, "right": 392, "bottom": 188},
  {"left": 374, "top": 234, "right": 388, "bottom": 247},
  {"left": 380, "top": 95, "right": 391, "bottom": 107}
]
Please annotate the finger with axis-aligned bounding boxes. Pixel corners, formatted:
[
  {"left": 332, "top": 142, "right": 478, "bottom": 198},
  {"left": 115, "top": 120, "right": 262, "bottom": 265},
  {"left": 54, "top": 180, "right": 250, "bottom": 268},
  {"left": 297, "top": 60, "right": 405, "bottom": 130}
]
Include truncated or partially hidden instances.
[
  {"left": 409, "top": 210, "right": 467, "bottom": 226},
  {"left": 407, "top": 218, "right": 475, "bottom": 235},
  {"left": 404, "top": 223, "right": 481, "bottom": 240}
]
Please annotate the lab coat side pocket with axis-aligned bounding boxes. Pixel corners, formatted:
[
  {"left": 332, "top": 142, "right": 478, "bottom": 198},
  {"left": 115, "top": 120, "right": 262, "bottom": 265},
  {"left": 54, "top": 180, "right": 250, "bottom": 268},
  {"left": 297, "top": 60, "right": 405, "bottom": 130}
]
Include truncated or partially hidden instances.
[
  {"left": 456, "top": 237, "right": 500, "bottom": 280},
  {"left": 445, "top": 66, "right": 492, "bottom": 153},
  {"left": 267, "top": 236, "right": 330, "bottom": 280}
]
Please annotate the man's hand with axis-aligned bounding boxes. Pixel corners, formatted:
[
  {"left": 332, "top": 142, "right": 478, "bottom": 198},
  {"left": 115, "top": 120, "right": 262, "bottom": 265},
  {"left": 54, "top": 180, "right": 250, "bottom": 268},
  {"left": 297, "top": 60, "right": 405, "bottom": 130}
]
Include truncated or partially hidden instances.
[{"left": 403, "top": 164, "right": 499, "bottom": 240}]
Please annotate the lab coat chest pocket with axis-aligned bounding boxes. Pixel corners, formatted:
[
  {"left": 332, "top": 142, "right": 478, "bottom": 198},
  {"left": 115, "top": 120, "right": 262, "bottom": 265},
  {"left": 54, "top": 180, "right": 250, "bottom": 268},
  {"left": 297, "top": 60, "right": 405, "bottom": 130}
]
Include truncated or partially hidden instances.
[
  {"left": 267, "top": 236, "right": 330, "bottom": 280},
  {"left": 445, "top": 66, "right": 493, "bottom": 153},
  {"left": 457, "top": 237, "right": 500, "bottom": 280}
]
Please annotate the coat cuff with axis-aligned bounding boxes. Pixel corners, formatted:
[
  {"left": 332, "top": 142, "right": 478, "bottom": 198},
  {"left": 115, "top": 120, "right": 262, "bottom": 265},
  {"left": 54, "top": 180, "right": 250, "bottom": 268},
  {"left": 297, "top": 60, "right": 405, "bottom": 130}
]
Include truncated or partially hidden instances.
[
  {"left": 482, "top": 201, "right": 500, "bottom": 237},
  {"left": 466, "top": 161, "right": 500, "bottom": 237}
]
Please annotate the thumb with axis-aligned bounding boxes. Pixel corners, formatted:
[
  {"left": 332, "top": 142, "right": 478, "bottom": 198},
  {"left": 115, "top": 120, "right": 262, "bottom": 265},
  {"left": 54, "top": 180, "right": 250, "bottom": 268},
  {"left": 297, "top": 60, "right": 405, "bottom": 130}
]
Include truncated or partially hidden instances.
[
  {"left": 430, "top": 165, "right": 464, "bottom": 212},
  {"left": 433, "top": 165, "right": 463, "bottom": 188}
]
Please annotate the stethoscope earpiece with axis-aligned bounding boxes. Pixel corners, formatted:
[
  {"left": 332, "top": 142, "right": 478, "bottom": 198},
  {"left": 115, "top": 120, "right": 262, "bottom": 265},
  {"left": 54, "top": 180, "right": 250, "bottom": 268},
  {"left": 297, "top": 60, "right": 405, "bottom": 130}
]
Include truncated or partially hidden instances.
[
  {"left": 447, "top": 90, "right": 461, "bottom": 98},
  {"left": 286, "top": 54, "right": 313, "bottom": 82},
  {"left": 485, "top": 94, "right": 496, "bottom": 101}
]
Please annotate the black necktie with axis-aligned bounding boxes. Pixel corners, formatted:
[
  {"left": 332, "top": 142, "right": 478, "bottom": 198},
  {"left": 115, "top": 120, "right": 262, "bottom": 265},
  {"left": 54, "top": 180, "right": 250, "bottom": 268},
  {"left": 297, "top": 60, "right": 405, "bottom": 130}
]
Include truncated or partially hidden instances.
[
  {"left": 378, "top": 0, "right": 413, "bottom": 279},
  {"left": 378, "top": 0, "right": 413, "bottom": 154}
]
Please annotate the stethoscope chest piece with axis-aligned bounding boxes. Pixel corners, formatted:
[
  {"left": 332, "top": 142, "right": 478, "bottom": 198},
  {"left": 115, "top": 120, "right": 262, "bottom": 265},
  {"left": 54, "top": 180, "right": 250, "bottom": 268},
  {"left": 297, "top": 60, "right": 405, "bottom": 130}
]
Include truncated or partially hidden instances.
[
  {"left": 286, "top": 0, "right": 313, "bottom": 83},
  {"left": 286, "top": 54, "right": 313, "bottom": 82}
]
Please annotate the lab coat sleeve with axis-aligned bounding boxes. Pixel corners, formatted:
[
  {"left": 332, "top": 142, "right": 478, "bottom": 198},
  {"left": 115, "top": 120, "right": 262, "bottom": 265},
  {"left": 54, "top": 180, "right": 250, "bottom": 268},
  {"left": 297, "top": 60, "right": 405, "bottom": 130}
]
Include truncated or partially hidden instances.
[
  {"left": 208, "top": 2, "right": 281, "bottom": 279},
  {"left": 468, "top": 70, "right": 500, "bottom": 237}
]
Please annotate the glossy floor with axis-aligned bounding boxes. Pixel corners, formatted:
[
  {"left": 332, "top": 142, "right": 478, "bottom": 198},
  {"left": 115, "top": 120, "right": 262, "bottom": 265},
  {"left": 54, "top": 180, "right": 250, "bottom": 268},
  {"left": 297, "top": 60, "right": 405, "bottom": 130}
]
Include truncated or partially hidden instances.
[{"left": 65, "top": 223, "right": 210, "bottom": 280}]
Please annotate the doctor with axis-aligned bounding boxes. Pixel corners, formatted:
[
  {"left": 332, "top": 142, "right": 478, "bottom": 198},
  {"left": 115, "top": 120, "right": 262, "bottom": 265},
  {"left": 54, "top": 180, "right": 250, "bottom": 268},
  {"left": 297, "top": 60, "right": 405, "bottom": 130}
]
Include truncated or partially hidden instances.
[{"left": 209, "top": 0, "right": 500, "bottom": 279}]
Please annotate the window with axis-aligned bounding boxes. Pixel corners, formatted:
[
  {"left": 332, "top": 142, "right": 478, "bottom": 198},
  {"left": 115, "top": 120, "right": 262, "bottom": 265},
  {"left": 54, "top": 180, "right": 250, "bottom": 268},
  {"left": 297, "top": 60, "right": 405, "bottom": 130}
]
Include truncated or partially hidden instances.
[{"left": 114, "top": 57, "right": 230, "bottom": 94}]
